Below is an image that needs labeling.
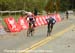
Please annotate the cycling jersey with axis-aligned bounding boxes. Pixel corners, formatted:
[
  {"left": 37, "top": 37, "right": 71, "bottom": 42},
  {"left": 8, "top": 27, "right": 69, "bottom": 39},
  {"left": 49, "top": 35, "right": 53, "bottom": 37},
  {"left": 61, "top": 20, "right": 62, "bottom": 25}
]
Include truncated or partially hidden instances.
[
  {"left": 27, "top": 15, "right": 36, "bottom": 28},
  {"left": 46, "top": 17, "right": 56, "bottom": 24}
]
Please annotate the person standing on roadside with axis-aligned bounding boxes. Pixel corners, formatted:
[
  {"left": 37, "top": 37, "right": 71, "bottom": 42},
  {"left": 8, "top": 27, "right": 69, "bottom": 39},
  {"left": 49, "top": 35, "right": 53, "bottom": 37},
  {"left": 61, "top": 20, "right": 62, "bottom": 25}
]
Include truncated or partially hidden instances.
[
  {"left": 34, "top": 8, "right": 38, "bottom": 16},
  {"left": 66, "top": 10, "right": 69, "bottom": 19}
]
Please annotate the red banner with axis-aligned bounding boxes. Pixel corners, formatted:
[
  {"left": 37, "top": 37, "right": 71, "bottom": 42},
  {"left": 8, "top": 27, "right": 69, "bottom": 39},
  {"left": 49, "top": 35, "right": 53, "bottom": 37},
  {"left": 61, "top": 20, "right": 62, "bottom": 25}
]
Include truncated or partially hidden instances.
[
  {"left": 4, "top": 14, "right": 61, "bottom": 32},
  {"left": 18, "top": 16, "right": 28, "bottom": 30},
  {"left": 4, "top": 16, "right": 21, "bottom": 32}
]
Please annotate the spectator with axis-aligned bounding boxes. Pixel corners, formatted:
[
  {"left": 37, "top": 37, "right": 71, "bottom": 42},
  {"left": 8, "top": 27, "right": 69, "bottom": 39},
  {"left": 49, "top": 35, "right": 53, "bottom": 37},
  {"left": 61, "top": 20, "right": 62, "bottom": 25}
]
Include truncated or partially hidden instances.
[
  {"left": 66, "top": 11, "right": 69, "bottom": 19},
  {"left": 34, "top": 8, "right": 38, "bottom": 16}
]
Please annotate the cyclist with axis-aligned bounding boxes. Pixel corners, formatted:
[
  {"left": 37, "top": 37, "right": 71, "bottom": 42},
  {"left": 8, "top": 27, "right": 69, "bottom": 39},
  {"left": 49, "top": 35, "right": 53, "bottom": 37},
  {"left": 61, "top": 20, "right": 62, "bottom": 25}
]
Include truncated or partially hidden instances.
[
  {"left": 26, "top": 12, "right": 36, "bottom": 36},
  {"left": 46, "top": 16, "right": 56, "bottom": 36}
]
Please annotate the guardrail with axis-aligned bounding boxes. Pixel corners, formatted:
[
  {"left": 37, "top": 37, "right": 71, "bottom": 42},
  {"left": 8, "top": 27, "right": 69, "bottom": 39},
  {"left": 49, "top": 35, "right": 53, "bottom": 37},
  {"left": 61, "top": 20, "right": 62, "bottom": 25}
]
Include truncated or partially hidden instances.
[{"left": 0, "top": 10, "right": 27, "bottom": 16}]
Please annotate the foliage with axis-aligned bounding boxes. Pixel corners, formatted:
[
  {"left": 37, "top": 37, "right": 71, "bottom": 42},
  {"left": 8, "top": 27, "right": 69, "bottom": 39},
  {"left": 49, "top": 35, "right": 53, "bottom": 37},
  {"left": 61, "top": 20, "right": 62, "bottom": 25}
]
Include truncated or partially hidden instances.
[{"left": 0, "top": 0, "right": 75, "bottom": 12}]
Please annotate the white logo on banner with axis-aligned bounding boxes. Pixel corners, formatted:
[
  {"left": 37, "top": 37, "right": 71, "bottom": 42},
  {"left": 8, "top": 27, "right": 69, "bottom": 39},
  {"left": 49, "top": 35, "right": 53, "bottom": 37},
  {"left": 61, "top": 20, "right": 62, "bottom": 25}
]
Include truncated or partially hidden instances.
[
  {"left": 20, "top": 19, "right": 26, "bottom": 29},
  {"left": 8, "top": 19, "right": 14, "bottom": 25},
  {"left": 21, "top": 19, "right": 24, "bottom": 25},
  {"left": 8, "top": 19, "right": 16, "bottom": 29}
]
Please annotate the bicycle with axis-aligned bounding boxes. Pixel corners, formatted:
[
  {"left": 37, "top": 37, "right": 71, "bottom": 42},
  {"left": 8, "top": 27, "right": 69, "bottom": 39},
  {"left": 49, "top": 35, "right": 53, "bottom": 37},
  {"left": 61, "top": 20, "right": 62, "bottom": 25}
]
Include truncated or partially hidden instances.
[{"left": 27, "top": 22, "right": 35, "bottom": 37}]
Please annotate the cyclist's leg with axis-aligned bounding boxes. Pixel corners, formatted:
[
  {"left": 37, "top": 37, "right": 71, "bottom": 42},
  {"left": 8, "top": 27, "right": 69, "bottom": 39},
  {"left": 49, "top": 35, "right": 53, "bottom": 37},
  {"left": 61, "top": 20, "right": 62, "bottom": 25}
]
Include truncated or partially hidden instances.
[
  {"left": 27, "top": 28, "right": 30, "bottom": 37},
  {"left": 27, "top": 23, "right": 31, "bottom": 37},
  {"left": 50, "top": 23, "right": 54, "bottom": 32},
  {"left": 29, "top": 20, "right": 35, "bottom": 36},
  {"left": 31, "top": 28, "right": 33, "bottom": 36},
  {"left": 33, "top": 20, "right": 36, "bottom": 27},
  {"left": 47, "top": 23, "right": 50, "bottom": 36},
  {"left": 27, "top": 22, "right": 34, "bottom": 36},
  {"left": 31, "top": 22, "right": 35, "bottom": 36}
]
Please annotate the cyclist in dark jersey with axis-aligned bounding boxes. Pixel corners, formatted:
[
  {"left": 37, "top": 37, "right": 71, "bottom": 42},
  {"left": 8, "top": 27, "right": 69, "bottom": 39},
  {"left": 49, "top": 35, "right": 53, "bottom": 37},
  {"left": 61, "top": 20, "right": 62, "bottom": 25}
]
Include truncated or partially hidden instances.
[{"left": 46, "top": 17, "right": 56, "bottom": 36}]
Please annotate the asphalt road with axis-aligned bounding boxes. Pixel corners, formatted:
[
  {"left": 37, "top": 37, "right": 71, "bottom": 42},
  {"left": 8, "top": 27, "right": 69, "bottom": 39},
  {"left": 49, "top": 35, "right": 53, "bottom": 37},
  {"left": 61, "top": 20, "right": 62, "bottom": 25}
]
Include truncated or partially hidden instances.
[{"left": 0, "top": 14, "right": 75, "bottom": 53}]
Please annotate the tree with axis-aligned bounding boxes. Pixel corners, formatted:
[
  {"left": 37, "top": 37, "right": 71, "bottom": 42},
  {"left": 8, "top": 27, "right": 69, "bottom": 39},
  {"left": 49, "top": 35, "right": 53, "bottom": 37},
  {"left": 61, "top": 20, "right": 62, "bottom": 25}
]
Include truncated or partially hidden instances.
[{"left": 0, "top": 0, "right": 75, "bottom": 12}]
